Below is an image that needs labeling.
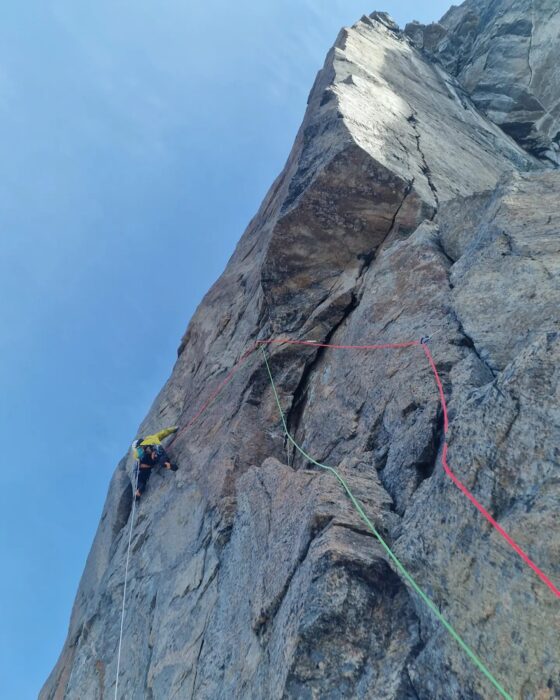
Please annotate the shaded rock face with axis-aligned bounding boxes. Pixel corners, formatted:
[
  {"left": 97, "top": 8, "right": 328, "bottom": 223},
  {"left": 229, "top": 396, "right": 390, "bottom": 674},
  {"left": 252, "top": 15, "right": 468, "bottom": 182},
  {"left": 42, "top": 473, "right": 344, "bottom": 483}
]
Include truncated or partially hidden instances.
[
  {"left": 405, "top": 0, "right": 560, "bottom": 164},
  {"left": 42, "top": 8, "right": 559, "bottom": 700}
]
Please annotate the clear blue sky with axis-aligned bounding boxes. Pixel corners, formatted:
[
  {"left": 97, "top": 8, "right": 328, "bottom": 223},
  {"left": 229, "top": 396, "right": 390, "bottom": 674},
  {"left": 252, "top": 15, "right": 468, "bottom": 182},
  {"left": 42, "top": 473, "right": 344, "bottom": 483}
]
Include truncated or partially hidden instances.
[{"left": 0, "top": 2, "right": 453, "bottom": 696}]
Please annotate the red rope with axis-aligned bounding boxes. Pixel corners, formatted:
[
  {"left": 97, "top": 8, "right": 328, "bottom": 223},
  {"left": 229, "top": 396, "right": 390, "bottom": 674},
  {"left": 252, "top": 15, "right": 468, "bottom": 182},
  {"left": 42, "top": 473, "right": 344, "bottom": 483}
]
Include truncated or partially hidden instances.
[
  {"left": 421, "top": 342, "right": 560, "bottom": 599},
  {"left": 168, "top": 335, "right": 559, "bottom": 598},
  {"left": 256, "top": 338, "right": 420, "bottom": 350},
  {"left": 421, "top": 342, "right": 449, "bottom": 433},
  {"left": 168, "top": 343, "right": 258, "bottom": 446}
]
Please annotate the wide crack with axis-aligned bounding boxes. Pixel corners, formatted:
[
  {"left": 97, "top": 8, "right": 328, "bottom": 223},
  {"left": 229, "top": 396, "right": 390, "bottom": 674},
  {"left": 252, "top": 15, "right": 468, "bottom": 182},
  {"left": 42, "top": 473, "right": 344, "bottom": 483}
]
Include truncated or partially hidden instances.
[
  {"left": 285, "top": 291, "right": 360, "bottom": 461},
  {"left": 285, "top": 176, "right": 418, "bottom": 456},
  {"left": 407, "top": 111, "right": 439, "bottom": 217}
]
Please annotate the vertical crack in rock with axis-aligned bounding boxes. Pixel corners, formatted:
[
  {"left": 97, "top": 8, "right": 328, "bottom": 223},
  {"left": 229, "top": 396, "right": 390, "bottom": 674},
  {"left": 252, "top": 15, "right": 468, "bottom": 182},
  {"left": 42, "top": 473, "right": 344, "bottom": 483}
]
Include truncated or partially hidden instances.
[
  {"left": 405, "top": 668, "right": 422, "bottom": 700},
  {"left": 284, "top": 175, "right": 417, "bottom": 461},
  {"left": 415, "top": 411, "right": 444, "bottom": 486},
  {"left": 433, "top": 228, "right": 456, "bottom": 266},
  {"left": 527, "top": 0, "right": 535, "bottom": 87},
  {"left": 183, "top": 597, "right": 218, "bottom": 700},
  {"left": 358, "top": 175, "right": 416, "bottom": 277},
  {"left": 286, "top": 291, "right": 359, "bottom": 454},
  {"left": 449, "top": 308, "right": 497, "bottom": 378},
  {"left": 383, "top": 178, "right": 416, "bottom": 246},
  {"left": 406, "top": 111, "right": 439, "bottom": 216},
  {"left": 255, "top": 470, "right": 273, "bottom": 538},
  {"left": 190, "top": 638, "right": 205, "bottom": 700},
  {"left": 42, "top": 7, "right": 560, "bottom": 700}
]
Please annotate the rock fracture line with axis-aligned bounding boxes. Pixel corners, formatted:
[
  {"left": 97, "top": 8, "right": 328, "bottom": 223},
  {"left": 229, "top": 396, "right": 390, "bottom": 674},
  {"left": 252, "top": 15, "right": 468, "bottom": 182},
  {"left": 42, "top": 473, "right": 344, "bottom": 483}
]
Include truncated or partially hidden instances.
[
  {"left": 260, "top": 345, "right": 512, "bottom": 700},
  {"left": 159, "top": 334, "right": 560, "bottom": 699}
]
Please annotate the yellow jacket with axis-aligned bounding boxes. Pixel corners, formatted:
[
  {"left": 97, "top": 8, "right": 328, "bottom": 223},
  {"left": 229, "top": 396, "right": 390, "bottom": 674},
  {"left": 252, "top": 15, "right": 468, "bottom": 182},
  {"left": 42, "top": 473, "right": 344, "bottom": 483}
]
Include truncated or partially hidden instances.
[{"left": 133, "top": 427, "right": 178, "bottom": 459}]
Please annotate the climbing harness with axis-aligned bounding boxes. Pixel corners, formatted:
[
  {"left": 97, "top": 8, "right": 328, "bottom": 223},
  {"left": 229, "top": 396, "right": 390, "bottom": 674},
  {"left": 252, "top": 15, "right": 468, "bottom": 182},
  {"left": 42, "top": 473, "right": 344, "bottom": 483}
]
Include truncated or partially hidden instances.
[
  {"left": 114, "top": 460, "right": 140, "bottom": 700},
  {"left": 260, "top": 345, "right": 512, "bottom": 700},
  {"left": 114, "top": 333, "right": 557, "bottom": 698}
]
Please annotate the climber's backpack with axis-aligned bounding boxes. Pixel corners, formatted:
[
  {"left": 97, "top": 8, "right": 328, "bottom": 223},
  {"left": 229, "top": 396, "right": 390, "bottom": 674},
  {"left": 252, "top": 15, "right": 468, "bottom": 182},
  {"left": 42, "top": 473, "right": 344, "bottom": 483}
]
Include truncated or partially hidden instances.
[{"left": 137, "top": 443, "right": 161, "bottom": 465}]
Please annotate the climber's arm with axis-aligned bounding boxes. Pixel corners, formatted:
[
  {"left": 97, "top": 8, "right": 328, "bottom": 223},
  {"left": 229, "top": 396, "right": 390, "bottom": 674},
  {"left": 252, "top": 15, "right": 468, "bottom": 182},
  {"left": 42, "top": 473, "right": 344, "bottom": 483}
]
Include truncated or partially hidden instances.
[{"left": 153, "top": 426, "right": 179, "bottom": 442}]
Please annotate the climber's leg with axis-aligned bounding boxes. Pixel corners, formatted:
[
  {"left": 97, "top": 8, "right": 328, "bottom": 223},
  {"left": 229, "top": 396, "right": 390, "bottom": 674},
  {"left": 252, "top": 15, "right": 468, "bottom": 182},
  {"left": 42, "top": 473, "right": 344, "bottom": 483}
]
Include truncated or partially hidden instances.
[{"left": 136, "top": 466, "right": 152, "bottom": 498}]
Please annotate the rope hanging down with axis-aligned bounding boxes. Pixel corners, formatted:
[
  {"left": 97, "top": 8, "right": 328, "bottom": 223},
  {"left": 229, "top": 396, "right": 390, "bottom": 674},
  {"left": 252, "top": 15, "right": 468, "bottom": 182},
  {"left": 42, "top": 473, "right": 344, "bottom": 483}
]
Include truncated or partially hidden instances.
[
  {"left": 114, "top": 460, "right": 140, "bottom": 700},
  {"left": 261, "top": 346, "right": 512, "bottom": 700},
  {"left": 113, "top": 334, "right": 556, "bottom": 697}
]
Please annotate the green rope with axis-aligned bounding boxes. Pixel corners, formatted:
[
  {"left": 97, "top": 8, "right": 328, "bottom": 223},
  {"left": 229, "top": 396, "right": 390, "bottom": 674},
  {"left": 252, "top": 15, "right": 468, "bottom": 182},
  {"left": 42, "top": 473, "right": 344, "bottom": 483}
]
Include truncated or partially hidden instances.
[{"left": 261, "top": 347, "right": 512, "bottom": 700}]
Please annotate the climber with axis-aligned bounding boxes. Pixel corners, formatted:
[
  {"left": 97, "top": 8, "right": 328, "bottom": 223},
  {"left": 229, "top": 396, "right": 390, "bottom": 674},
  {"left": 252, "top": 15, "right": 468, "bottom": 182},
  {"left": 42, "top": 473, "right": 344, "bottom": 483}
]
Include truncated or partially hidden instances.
[{"left": 131, "top": 426, "right": 179, "bottom": 500}]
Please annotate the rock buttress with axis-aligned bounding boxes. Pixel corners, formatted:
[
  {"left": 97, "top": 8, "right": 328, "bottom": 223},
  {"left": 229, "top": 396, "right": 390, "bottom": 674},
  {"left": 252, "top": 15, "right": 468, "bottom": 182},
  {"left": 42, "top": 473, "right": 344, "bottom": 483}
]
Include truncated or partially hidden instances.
[{"left": 42, "top": 11, "right": 559, "bottom": 700}]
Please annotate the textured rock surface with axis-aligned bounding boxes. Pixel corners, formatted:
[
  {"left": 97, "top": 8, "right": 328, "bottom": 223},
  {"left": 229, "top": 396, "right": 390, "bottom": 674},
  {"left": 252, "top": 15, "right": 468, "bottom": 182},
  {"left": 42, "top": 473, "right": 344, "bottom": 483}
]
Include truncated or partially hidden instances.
[
  {"left": 405, "top": 0, "right": 560, "bottom": 164},
  {"left": 42, "top": 6, "right": 559, "bottom": 700}
]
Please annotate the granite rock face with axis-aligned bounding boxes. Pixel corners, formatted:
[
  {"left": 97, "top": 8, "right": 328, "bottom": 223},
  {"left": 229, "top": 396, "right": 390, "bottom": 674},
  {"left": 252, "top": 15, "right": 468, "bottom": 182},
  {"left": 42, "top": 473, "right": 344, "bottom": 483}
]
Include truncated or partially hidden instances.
[
  {"left": 405, "top": 0, "right": 560, "bottom": 164},
  {"left": 42, "top": 6, "right": 559, "bottom": 700}
]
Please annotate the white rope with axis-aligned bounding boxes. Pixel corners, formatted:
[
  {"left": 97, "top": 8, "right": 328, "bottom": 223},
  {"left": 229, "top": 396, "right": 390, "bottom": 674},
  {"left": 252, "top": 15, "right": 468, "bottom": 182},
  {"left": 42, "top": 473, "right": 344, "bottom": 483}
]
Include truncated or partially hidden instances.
[{"left": 114, "top": 460, "right": 140, "bottom": 700}]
